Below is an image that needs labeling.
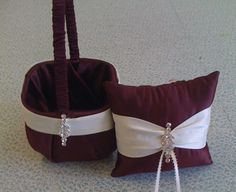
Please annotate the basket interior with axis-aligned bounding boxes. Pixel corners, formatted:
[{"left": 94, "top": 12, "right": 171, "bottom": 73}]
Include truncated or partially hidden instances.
[{"left": 21, "top": 59, "right": 118, "bottom": 115}]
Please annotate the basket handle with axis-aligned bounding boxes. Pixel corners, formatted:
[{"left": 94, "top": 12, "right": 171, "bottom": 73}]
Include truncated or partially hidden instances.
[
  {"left": 52, "top": 0, "right": 79, "bottom": 113},
  {"left": 65, "top": 0, "right": 80, "bottom": 63}
]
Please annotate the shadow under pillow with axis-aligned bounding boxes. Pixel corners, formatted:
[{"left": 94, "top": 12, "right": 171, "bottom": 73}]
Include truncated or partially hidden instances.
[{"left": 104, "top": 71, "right": 219, "bottom": 177}]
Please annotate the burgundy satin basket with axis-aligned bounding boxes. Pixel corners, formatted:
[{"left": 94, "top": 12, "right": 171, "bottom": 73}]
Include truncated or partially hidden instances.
[{"left": 21, "top": 0, "right": 118, "bottom": 162}]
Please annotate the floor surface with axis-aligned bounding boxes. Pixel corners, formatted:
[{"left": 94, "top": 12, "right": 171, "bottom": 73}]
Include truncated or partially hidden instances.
[{"left": 0, "top": 0, "right": 235, "bottom": 191}]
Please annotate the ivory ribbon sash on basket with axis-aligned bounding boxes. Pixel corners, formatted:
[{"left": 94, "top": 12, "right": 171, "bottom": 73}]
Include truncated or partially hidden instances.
[
  {"left": 22, "top": 105, "right": 113, "bottom": 136},
  {"left": 112, "top": 107, "right": 211, "bottom": 192}
]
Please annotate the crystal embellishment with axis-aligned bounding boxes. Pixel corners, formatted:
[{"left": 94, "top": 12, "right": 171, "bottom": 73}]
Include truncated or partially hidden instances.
[
  {"left": 161, "top": 122, "right": 174, "bottom": 163},
  {"left": 59, "top": 114, "right": 71, "bottom": 147}
]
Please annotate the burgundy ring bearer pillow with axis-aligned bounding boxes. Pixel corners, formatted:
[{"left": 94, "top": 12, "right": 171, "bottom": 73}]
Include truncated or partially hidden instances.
[
  {"left": 104, "top": 71, "right": 219, "bottom": 177},
  {"left": 21, "top": 0, "right": 118, "bottom": 162}
]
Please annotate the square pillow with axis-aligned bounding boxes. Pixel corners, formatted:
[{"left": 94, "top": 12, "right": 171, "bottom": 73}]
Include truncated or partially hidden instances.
[{"left": 104, "top": 71, "right": 219, "bottom": 177}]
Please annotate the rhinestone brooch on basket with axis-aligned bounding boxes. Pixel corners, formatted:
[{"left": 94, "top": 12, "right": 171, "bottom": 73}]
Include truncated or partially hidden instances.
[{"left": 59, "top": 114, "right": 71, "bottom": 146}]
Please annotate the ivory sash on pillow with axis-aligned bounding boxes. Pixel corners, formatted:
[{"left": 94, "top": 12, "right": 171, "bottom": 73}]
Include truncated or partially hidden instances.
[
  {"left": 22, "top": 105, "right": 113, "bottom": 136},
  {"left": 113, "top": 107, "right": 211, "bottom": 192},
  {"left": 113, "top": 107, "right": 211, "bottom": 158}
]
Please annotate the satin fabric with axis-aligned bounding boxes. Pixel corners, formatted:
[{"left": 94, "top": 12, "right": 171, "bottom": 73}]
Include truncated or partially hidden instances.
[
  {"left": 22, "top": 105, "right": 113, "bottom": 136},
  {"left": 113, "top": 107, "right": 211, "bottom": 158},
  {"left": 104, "top": 71, "right": 219, "bottom": 177},
  {"left": 21, "top": 0, "right": 119, "bottom": 162},
  {"left": 22, "top": 59, "right": 118, "bottom": 162}
]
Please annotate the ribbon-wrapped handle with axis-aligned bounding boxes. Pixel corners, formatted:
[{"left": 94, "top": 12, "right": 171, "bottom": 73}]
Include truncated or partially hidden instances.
[{"left": 53, "top": 0, "right": 80, "bottom": 113}]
